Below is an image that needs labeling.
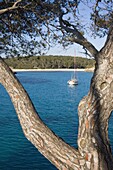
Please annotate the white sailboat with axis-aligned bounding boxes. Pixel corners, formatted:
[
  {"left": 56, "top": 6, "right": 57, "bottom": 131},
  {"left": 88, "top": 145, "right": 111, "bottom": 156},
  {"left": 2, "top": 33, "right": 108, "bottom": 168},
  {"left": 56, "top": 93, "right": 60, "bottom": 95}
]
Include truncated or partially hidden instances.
[
  {"left": 67, "top": 76, "right": 78, "bottom": 85},
  {"left": 67, "top": 54, "right": 78, "bottom": 85}
]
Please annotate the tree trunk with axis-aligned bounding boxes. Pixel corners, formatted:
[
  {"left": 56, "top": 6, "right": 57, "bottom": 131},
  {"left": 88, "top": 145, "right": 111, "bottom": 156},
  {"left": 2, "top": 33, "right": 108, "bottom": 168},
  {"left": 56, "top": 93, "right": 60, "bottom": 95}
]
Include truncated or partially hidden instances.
[
  {"left": 78, "top": 35, "right": 113, "bottom": 169},
  {"left": 0, "top": 57, "right": 83, "bottom": 169},
  {"left": 0, "top": 38, "right": 113, "bottom": 170}
]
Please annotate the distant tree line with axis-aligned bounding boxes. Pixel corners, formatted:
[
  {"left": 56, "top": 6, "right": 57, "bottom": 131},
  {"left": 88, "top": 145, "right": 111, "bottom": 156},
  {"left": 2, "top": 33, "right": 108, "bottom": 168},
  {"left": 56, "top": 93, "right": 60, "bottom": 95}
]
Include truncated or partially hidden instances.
[{"left": 5, "top": 55, "right": 95, "bottom": 69}]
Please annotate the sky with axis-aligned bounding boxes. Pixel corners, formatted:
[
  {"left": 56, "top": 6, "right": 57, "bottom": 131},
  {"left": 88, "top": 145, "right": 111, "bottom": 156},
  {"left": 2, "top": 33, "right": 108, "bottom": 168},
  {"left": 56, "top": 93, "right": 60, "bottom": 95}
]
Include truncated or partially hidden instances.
[
  {"left": 46, "top": 35, "right": 106, "bottom": 58},
  {"left": 46, "top": 1, "right": 107, "bottom": 58},
  {"left": 0, "top": 0, "right": 107, "bottom": 58}
]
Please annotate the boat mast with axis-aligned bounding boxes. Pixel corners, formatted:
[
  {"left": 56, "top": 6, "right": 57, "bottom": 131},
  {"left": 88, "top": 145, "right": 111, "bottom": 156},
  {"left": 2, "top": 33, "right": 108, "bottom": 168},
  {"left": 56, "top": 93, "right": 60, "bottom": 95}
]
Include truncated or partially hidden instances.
[{"left": 74, "top": 50, "right": 76, "bottom": 79}]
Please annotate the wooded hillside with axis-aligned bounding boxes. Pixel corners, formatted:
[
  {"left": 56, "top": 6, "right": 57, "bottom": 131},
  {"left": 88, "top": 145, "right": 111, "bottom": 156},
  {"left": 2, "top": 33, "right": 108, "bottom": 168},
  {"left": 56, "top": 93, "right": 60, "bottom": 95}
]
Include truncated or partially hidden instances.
[{"left": 5, "top": 55, "right": 95, "bottom": 69}]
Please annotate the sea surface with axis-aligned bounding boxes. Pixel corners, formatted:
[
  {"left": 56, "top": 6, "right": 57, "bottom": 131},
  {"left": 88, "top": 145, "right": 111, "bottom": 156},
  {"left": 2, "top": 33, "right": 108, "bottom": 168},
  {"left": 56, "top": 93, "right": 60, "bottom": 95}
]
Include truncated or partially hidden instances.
[{"left": 0, "top": 71, "right": 113, "bottom": 170}]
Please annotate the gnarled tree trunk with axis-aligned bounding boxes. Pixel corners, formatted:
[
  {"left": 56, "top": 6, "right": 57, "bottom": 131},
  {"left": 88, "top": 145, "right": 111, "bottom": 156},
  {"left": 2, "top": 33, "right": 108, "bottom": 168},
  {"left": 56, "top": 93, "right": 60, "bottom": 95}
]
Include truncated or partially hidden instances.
[
  {"left": 0, "top": 58, "right": 83, "bottom": 169},
  {"left": 78, "top": 29, "right": 113, "bottom": 169},
  {"left": 0, "top": 29, "right": 113, "bottom": 169}
]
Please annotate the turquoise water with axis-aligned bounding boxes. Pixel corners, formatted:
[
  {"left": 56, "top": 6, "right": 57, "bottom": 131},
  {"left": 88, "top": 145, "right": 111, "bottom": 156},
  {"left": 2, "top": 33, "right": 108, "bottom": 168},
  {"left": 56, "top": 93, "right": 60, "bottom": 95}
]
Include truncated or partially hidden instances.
[{"left": 0, "top": 71, "right": 113, "bottom": 170}]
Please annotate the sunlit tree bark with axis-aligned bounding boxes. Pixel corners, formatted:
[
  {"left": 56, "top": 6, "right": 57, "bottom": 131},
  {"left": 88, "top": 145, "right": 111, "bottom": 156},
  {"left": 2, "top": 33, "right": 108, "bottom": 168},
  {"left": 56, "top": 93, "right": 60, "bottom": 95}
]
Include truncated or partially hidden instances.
[
  {"left": 77, "top": 28, "right": 113, "bottom": 169},
  {"left": 1, "top": 0, "right": 113, "bottom": 169},
  {"left": 0, "top": 57, "right": 84, "bottom": 169},
  {"left": 1, "top": 27, "right": 113, "bottom": 169}
]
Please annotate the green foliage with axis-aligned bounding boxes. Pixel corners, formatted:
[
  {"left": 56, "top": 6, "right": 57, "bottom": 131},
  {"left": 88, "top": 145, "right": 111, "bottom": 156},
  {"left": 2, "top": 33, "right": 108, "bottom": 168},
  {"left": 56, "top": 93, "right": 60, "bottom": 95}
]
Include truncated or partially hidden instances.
[
  {"left": 1, "top": 0, "right": 112, "bottom": 57},
  {"left": 5, "top": 55, "right": 95, "bottom": 69}
]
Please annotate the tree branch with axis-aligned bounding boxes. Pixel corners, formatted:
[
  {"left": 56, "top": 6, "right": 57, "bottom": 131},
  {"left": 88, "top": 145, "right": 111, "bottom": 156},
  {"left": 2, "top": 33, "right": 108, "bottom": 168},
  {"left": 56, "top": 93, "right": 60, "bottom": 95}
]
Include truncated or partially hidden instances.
[
  {"left": 59, "top": 15, "right": 98, "bottom": 58},
  {"left": 0, "top": 57, "right": 84, "bottom": 169},
  {"left": 0, "top": 0, "right": 22, "bottom": 15}
]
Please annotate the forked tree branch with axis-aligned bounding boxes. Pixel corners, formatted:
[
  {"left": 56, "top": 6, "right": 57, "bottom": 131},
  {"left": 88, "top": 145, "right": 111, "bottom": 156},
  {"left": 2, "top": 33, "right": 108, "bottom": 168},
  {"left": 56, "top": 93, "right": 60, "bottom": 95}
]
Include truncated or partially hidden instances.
[
  {"left": 59, "top": 15, "right": 98, "bottom": 58},
  {"left": 0, "top": 57, "right": 84, "bottom": 170},
  {"left": 0, "top": 0, "right": 22, "bottom": 15}
]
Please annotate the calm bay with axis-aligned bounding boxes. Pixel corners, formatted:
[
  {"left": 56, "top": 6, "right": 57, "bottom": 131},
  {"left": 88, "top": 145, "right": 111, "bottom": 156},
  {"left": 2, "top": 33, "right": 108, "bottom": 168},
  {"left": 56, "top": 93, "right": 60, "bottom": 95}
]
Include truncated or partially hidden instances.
[{"left": 0, "top": 71, "right": 113, "bottom": 170}]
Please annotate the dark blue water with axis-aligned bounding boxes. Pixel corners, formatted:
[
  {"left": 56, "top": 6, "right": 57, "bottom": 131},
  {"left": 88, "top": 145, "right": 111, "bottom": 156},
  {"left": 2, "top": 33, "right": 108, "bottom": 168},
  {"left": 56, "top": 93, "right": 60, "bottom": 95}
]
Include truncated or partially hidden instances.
[{"left": 0, "top": 71, "right": 113, "bottom": 170}]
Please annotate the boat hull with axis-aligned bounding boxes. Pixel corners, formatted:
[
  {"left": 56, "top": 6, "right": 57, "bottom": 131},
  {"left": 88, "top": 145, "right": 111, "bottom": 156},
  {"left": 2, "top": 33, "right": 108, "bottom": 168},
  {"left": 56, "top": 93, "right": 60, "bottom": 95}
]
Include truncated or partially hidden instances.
[{"left": 67, "top": 79, "right": 78, "bottom": 85}]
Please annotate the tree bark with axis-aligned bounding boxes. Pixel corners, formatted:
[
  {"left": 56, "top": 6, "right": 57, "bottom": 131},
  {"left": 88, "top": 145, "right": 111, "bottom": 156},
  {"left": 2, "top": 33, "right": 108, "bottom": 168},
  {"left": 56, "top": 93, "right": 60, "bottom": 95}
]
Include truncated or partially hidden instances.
[
  {"left": 59, "top": 15, "right": 98, "bottom": 57},
  {"left": 0, "top": 0, "right": 22, "bottom": 15},
  {"left": 0, "top": 57, "right": 84, "bottom": 169},
  {"left": 77, "top": 29, "right": 113, "bottom": 169},
  {"left": 1, "top": 31, "right": 113, "bottom": 169}
]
